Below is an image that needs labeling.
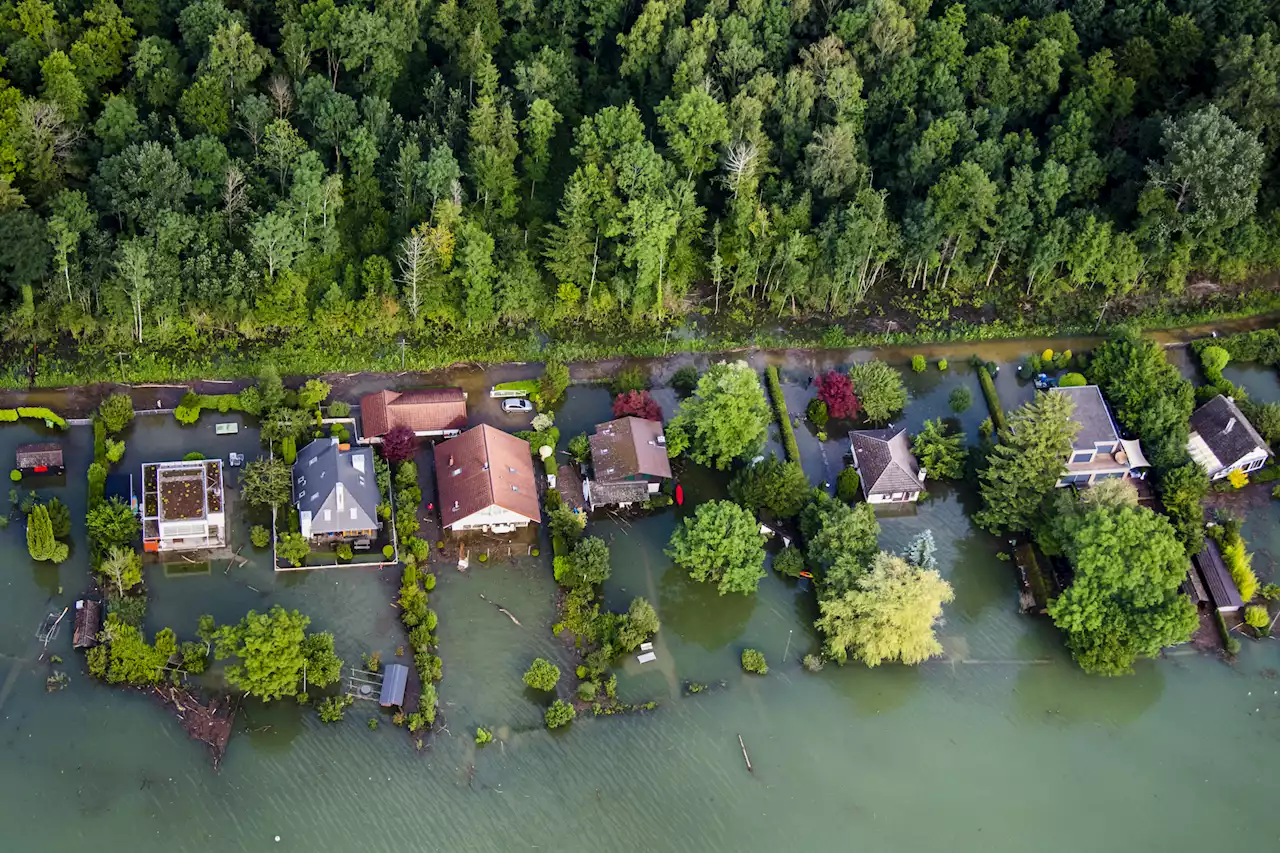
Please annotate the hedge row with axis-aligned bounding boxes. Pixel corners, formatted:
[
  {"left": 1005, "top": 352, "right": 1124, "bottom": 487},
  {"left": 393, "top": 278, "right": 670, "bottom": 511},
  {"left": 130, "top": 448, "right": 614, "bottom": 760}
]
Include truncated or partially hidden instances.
[
  {"left": 0, "top": 407, "right": 67, "bottom": 428},
  {"left": 976, "top": 366, "right": 1006, "bottom": 432},
  {"left": 764, "top": 366, "right": 800, "bottom": 462}
]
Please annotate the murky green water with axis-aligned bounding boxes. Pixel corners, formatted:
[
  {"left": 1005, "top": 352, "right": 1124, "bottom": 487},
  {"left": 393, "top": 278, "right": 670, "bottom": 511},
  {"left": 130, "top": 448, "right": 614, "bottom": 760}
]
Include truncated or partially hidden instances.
[{"left": 1, "top": 347, "right": 1278, "bottom": 852}]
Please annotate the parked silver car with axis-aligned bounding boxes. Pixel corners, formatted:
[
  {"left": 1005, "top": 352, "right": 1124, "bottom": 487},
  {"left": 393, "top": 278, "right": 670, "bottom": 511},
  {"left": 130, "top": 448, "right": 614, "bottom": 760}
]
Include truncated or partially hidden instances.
[{"left": 501, "top": 398, "right": 534, "bottom": 414}]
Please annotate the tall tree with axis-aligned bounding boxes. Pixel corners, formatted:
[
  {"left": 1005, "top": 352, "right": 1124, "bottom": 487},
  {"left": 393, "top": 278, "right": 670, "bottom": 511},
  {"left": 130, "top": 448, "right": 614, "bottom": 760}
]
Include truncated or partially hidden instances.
[{"left": 975, "top": 391, "right": 1078, "bottom": 534}]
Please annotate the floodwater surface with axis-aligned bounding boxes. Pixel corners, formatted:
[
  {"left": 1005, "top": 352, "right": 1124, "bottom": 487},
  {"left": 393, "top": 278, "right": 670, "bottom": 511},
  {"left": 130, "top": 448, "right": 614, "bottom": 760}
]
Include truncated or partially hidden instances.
[{"left": 0, "top": 349, "right": 1278, "bottom": 853}]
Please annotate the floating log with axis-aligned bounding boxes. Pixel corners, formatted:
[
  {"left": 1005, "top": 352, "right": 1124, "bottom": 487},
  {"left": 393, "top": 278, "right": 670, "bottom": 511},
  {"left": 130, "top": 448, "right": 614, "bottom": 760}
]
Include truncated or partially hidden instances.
[{"left": 738, "top": 734, "right": 752, "bottom": 772}]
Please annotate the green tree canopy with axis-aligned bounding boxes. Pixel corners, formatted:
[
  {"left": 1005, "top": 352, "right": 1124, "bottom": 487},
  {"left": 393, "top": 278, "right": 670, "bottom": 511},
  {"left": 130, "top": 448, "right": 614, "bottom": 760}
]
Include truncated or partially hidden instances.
[
  {"left": 912, "top": 418, "right": 966, "bottom": 480},
  {"left": 728, "top": 455, "right": 810, "bottom": 518},
  {"left": 523, "top": 657, "right": 560, "bottom": 691},
  {"left": 800, "top": 491, "right": 881, "bottom": 577},
  {"left": 214, "top": 605, "right": 312, "bottom": 701},
  {"left": 815, "top": 552, "right": 954, "bottom": 666},
  {"left": 239, "top": 457, "right": 293, "bottom": 508},
  {"left": 847, "top": 361, "right": 908, "bottom": 425},
  {"left": 666, "top": 499, "right": 766, "bottom": 595},
  {"left": 1046, "top": 502, "right": 1198, "bottom": 675},
  {"left": 670, "top": 361, "right": 770, "bottom": 470},
  {"left": 556, "top": 536, "right": 612, "bottom": 588},
  {"left": 975, "top": 391, "right": 1078, "bottom": 535}
]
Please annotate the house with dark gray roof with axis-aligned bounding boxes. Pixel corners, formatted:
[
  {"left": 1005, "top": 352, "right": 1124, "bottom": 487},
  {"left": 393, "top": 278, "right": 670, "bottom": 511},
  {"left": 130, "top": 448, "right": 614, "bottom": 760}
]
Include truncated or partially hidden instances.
[
  {"left": 1049, "top": 385, "right": 1150, "bottom": 488},
  {"left": 293, "top": 438, "right": 382, "bottom": 543},
  {"left": 849, "top": 427, "right": 924, "bottom": 503},
  {"left": 1187, "top": 395, "right": 1272, "bottom": 481}
]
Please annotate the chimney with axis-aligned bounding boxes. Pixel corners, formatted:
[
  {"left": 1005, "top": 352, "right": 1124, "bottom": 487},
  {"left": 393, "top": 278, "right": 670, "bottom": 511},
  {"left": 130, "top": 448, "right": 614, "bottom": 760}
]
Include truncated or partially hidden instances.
[
  {"left": 452, "top": 500, "right": 459, "bottom": 511},
  {"left": 1224, "top": 418, "right": 1236, "bottom": 434},
  {"left": 448, "top": 455, "right": 454, "bottom": 466}
]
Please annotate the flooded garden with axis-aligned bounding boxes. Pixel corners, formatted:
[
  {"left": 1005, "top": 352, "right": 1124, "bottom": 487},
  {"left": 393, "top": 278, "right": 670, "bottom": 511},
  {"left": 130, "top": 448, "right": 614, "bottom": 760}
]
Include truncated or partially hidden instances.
[{"left": 0, "top": 336, "right": 1278, "bottom": 853}]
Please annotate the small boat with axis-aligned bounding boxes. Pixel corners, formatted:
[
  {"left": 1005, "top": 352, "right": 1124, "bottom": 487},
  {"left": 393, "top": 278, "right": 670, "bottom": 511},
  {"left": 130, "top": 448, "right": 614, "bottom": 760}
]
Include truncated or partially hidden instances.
[{"left": 675, "top": 484, "right": 684, "bottom": 505}]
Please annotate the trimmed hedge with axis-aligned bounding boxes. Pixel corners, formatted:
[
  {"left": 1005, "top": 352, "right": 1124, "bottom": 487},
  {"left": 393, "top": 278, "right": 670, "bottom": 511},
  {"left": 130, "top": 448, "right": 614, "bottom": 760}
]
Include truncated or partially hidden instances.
[
  {"left": 976, "top": 365, "right": 1006, "bottom": 432},
  {"left": 0, "top": 407, "right": 67, "bottom": 428},
  {"left": 765, "top": 366, "right": 800, "bottom": 462}
]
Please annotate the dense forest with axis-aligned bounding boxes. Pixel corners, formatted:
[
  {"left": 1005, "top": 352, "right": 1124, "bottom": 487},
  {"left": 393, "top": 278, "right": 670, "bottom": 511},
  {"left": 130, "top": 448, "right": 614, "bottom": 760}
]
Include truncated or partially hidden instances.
[{"left": 1, "top": 0, "right": 1279, "bottom": 377}]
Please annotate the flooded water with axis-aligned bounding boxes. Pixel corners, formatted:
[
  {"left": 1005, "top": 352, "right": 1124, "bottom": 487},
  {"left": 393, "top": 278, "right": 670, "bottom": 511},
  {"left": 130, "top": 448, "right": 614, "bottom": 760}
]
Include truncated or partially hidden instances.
[{"left": 1, "top": 343, "right": 1278, "bottom": 853}]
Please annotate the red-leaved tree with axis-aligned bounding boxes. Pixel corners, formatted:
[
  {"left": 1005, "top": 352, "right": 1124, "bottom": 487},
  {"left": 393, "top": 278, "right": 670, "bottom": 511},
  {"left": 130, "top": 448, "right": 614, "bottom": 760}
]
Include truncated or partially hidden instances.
[
  {"left": 815, "top": 371, "right": 860, "bottom": 420},
  {"left": 612, "top": 390, "right": 662, "bottom": 421},
  {"left": 380, "top": 425, "right": 417, "bottom": 462}
]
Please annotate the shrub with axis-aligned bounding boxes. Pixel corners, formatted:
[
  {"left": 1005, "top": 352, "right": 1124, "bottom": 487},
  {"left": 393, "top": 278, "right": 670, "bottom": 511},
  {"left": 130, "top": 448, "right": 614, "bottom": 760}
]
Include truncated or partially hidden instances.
[
  {"left": 1042, "top": 349, "right": 1054, "bottom": 363},
  {"left": 99, "top": 393, "right": 135, "bottom": 433},
  {"left": 911, "top": 355, "right": 926, "bottom": 372},
  {"left": 105, "top": 438, "right": 126, "bottom": 463},
  {"left": 613, "top": 390, "right": 662, "bottom": 420},
  {"left": 976, "top": 364, "right": 1006, "bottom": 431},
  {"left": 277, "top": 532, "right": 311, "bottom": 567},
  {"left": 329, "top": 400, "right": 351, "bottom": 418},
  {"left": 475, "top": 727, "right": 493, "bottom": 745},
  {"left": 18, "top": 407, "right": 67, "bottom": 428},
  {"left": 250, "top": 525, "right": 270, "bottom": 548},
  {"left": 936, "top": 359, "right": 948, "bottom": 371},
  {"left": 523, "top": 658, "right": 560, "bottom": 691},
  {"left": 1059, "top": 372, "right": 1087, "bottom": 387},
  {"left": 741, "top": 649, "right": 768, "bottom": 674},
  {"left": 174, "top": 392, "right": 202, "bottom": 424},
  {"left": 773, "top": 546, "right": 805, "bottom": 578},
  {"left": 1227, "top": 468, "right": 1249, "bottom": 489},
  {"left": 1260, "top": 583, "right": 1280, "bottom": 601},
  {"left": 9, "top": 469, "right": 20, "bottom": 482},
  {"left": 802, "top": 654, "right": 824, "bottom": 672},
  {"left": 182, "top": 451, "right": 204, "bottom": 461},
  {"left": 671, "top": 365, "right": 699, "bottom": 395},
  {"left": 478, "top": 552, "right": 488, "bottom": 563},
  {"left": 815, "top": 370, "right": 859, "bottom": 420},
  {"left": 382, "top": 544, "right": 394, "bottom": 559},
  {"left": 576, "top": 681, "right": 598, "bottom": 701},
  {"left": 317, "top": 695, "right": 353, "bottom": 723},
  {"left": 1244, "top": 605, "right": 1270, "bottom": 635},
  {"left": 282, "top": 435, "right": 297, "bottom": 464},
  {"left": 948, "top": 387, "right": 972, "bottom": 413},
  {"left": 806, "top": 397, "right": 829, "bottom": 428},
  {"left": 836, "top": 467, "right": 861, "bottom": 502},
  {"left": 765, "top": 366, "right": 799, "bottom": 462},
  {"left": 381, "top": 425, "right": 417, "bottom": 463},
  {"left": 1216, "top": 530, "right": 1258, "bottom": 602},
  {"left": 540, "top": 360, "right": 570, "bottom": 406},
  {"left": 611, "top": 366, "right": 648, "bottom": 395},
  {"left": 336, "top": 543, "right": 353, "bottom": 561},
  {"left": 544, "top": 700, "right": 575, "bottom": 729},
  {"left": 423, "top": 572, "right": 436, "bottom": 591}
]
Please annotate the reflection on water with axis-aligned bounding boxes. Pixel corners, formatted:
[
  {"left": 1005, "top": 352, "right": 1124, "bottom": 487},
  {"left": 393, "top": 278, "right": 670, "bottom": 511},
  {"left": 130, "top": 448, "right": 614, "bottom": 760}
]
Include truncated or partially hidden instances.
[{"left": 1, "top": 352, "right": 1279, "bottom": 853}]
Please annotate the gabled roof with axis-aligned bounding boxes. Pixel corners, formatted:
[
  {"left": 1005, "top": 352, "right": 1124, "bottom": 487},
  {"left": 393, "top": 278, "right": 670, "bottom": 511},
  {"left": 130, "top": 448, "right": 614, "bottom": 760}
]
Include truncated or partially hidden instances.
[
  {"left": 293, "top": 438, "right": 381, "bottom": 535},
  {"left": 1195, "top": 539, "right": 1244, "bottom": 611},
  {"left": 849, "top": 427, "right": 922, "bottom": 496},
  {"left": 435, "top": 425, "right": 541, "bottom": 528},
  {"left": 1189, "top": 395, "right": 1271, "bottom": 469},
  {"left": 360, "top": 388, "right": 467, "bottom": 437},
  {"left": 590, "top": 417, "right": 672, "bottom": 481},
  {"left": 1050, "top": 385, "right": 1119, "bottom": 450}
]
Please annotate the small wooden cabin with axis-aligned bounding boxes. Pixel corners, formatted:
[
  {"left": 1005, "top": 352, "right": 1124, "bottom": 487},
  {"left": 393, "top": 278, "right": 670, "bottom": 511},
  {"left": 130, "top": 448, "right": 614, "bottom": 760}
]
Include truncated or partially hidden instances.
[
  {"left": 73, "top": 599, "right": 102, "bottom": 649},
  {"left": 16, "top": 442, "right": 64, "bottom": 475}
]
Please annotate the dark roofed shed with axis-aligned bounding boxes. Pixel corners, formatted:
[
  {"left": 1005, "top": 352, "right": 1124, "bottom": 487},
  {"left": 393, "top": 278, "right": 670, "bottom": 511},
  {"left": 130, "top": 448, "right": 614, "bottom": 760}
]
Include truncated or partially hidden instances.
[{"left": 1194, "top": 539, "right": 1243, "bottom": 613}]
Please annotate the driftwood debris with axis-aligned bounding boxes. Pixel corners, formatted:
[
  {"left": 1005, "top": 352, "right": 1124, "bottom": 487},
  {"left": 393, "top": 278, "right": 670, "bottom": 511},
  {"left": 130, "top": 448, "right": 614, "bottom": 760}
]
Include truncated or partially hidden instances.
[
  {"left": 738, "top": 734, "right": 752, "bottom": 772},
  {"left": 154, "top": 686, "right": 238, "bottom": 770},
  {"left": 479, "top": 594, "right": 521, "bottom": 626}
]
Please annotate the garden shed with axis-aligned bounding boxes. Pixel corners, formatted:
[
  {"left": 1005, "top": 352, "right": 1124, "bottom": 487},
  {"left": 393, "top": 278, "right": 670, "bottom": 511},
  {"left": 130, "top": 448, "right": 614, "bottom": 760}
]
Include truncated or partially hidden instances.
[{"left": 379, "top": 664, "right": 410, "bottom": 707}]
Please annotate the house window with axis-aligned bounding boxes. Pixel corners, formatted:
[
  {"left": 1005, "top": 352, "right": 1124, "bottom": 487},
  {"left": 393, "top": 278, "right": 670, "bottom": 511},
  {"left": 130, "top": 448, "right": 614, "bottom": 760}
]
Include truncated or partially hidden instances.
[{"left": 1071, "top": 451, "right": 1093, "bottom": 464}]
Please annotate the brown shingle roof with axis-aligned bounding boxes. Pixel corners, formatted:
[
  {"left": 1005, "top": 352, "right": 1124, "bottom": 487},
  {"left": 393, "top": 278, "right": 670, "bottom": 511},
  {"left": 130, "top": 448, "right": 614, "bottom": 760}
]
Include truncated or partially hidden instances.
[
  {"left": 589, "top": 417, "right": 672, "bottom": 481},
  {"left": 16, "top": 442, "right": 63, "bottom": 469},
  {"left": 361, "top": 388, "right": 467, "bottom": 437},
  {"left": 849, "top": 427, "right": 922, "bottom": 496},
  {"left": 434, "top": 425, "right": 541, "bottom": 528}
]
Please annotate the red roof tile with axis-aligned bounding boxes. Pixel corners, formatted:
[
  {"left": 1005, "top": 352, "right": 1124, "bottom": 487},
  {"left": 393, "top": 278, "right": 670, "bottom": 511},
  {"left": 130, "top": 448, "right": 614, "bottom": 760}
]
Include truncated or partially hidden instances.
[
  {"left": 361, "top": 388, "right": 467, "bottom": 437},
  {"left": 434, "top": 425, "right": 541, "bottom": 528}
]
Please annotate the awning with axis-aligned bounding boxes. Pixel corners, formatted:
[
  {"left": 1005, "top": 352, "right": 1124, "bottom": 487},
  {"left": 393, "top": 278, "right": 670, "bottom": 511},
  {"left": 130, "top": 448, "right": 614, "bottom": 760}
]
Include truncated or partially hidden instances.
[{"left": 1119, "top": 439, "right": 1150, "bottom": 469}]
